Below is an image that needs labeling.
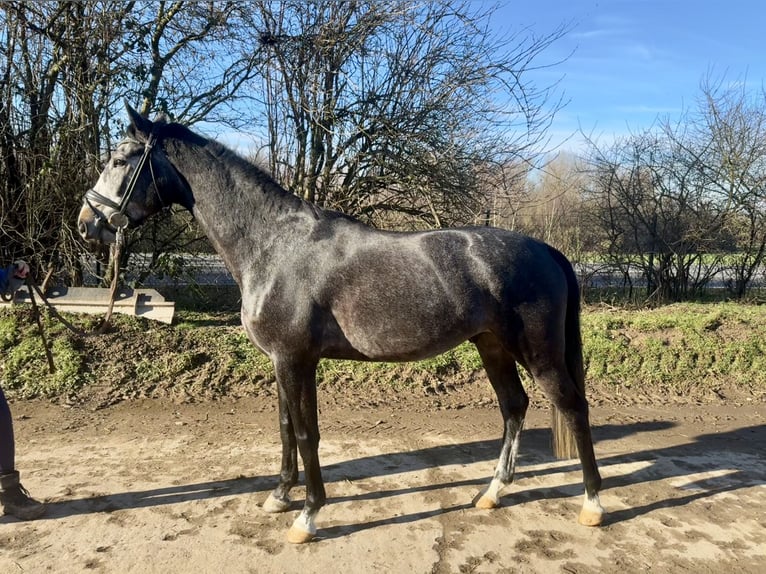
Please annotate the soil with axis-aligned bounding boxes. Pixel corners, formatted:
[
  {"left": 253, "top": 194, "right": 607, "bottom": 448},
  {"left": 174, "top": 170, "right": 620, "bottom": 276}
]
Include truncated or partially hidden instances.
[{"left": 1, "top": 378, "right": 764, "bottom": 574}]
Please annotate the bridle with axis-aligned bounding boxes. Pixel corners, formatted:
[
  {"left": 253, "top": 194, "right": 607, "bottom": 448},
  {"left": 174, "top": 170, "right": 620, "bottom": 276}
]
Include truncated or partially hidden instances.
[
  {"left": 84, "top": 132, "right": 158, "bottom": 233},
  {"left": 81, "top": 130, "right": 164, "bottom": 334}
]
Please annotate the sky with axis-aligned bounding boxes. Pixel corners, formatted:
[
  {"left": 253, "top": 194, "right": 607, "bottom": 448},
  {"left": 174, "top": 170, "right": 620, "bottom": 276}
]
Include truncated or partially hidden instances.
[
  {"left": 217, "top": 1, "right": 765, "bottom": 157},
  {"left": 492, "top": 0, "right": 766, "bottom": 153}
]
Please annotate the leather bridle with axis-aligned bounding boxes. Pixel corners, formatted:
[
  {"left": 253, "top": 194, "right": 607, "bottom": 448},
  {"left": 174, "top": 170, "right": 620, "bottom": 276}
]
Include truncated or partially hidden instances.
[{"left": 84, "top": 132, "right": 158, "bottom": 233}]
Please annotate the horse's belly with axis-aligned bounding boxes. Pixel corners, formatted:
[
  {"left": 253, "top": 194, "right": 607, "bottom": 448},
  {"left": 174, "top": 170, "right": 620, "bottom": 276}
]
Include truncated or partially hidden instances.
[
  {"left": 334, "top": 312, "right": 480, "bottom": 362},
  {"left": 326, "top": 256, "right": 493, "bottom": 361}
]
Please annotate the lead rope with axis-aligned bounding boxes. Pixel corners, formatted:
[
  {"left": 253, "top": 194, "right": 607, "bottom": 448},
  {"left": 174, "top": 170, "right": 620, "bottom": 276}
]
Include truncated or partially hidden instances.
[
  {"left": 24, "top": 250, "right": 118, "bottom": 372},
  {"left": 97, "top": 225, "right": 126, "bottom": 334},
  {"left": 26, "top": 279, "right": 88, "bottom": 338},
  {"left": 25, "top": 276, "right": 56, "bottom": 374}
]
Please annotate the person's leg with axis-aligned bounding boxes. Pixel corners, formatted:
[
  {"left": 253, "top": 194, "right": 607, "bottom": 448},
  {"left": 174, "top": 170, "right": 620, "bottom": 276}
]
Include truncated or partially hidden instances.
[
  {"left": 0, "top": 385, "right": 45, "bottom": 520},
  {"left": 0, "top": 385, "right": 15, "bottom": 472}
]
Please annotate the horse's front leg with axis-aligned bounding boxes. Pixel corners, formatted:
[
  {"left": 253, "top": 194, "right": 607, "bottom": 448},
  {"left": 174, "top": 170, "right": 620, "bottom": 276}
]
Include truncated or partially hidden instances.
[
  {"left": 262, "top": 383, "right": 299, "bottom": 513},
  {"left": 271, "top": 354, "right": 325, "bottom": 544}
]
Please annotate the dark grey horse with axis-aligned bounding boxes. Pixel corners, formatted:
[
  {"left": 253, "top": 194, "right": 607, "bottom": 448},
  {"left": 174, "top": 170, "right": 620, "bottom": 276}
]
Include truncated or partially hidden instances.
[{"left": 78, "top": 105, "right": 603, "bottom": 543}]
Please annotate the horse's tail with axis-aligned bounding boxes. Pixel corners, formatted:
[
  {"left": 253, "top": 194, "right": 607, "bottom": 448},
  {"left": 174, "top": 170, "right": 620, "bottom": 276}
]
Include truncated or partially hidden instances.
[{"left": 548, "top": 246, "right": 585, "bottom": 460}]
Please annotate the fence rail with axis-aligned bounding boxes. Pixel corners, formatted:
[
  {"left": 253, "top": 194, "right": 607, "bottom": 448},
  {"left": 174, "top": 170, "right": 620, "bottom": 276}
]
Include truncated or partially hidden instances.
[{"left": 81, "top": 253, "right": 766, "bottom": 299}]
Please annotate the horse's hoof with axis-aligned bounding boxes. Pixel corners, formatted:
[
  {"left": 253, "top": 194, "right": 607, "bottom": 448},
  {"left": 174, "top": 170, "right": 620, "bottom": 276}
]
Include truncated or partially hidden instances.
[
  {"left": 262, "top": 493, "right": 290, "bottom": 514},
  {"left": 578, "top": 508, "right": 604, "bottom": 526},
  {"left": 579, "top": 493, "right": 604, "bottom": 526},
  {"left": 474, "top": 494, "right": 499, "bottom": 509},
  {"left": 287, "top": 525, "right": 315, "bottom": 544}
]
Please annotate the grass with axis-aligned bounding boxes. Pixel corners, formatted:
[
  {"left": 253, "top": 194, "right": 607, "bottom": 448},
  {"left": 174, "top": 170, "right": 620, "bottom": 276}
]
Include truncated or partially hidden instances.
[
  {"left": 1, "top": 302, "right": 764, "bottom": 401},
  {"left": 581, "top": 302, "right": 766, "bottom": 396},
  {"left": 0, "top": 308, "right": 88, "bottom": 397}
]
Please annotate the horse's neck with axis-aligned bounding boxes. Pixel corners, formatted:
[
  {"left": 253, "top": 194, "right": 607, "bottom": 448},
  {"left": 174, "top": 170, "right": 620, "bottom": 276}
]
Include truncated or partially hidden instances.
[{"left": 168, "top": 143, "right": 314, "bottom": 286}]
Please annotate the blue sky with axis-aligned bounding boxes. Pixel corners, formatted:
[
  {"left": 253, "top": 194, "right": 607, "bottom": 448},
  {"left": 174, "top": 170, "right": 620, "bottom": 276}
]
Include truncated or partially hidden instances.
[{"left": 494, "top": 0, "right": 765, "bottom": 152}]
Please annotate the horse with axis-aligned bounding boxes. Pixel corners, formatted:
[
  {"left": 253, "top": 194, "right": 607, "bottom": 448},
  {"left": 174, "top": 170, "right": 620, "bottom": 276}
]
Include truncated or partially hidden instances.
[{"left": 78, "top": 104, "right": 604, "bottom": 543}]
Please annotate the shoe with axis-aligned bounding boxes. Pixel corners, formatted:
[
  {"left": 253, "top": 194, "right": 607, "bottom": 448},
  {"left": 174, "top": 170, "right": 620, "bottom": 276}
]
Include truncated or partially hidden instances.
[{"left": 0, "top": 470, "right": 46, "bottom": 520}]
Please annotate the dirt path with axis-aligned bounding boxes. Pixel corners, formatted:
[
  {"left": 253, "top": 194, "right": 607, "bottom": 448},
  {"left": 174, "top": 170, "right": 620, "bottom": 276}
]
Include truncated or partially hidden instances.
[{"left": 1, "top": 396, "right": 764, "bottom": 573}]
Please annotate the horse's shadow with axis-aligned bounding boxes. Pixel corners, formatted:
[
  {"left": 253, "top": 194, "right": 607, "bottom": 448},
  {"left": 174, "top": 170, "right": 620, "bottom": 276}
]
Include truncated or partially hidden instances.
[
  {"left": 319, "top": 420, "right": 765, "bottom": 538},
  {"left": 20, "top": 419, "right": 765, "bottom": 537}
]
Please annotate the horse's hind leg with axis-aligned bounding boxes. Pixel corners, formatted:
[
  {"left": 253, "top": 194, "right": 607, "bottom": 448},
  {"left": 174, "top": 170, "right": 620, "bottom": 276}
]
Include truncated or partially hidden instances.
[
  {"left": 473, "top": 334, "right": 529, "bottom": 509},
  {"left": 531, "top": 363, "right": 604, "bottom": 526}
]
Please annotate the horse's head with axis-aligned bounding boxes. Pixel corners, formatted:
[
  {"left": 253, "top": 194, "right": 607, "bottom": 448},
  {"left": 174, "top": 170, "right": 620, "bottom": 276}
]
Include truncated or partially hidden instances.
[{"left": 78, "top": 103, "right": 188, "bottom": 245}]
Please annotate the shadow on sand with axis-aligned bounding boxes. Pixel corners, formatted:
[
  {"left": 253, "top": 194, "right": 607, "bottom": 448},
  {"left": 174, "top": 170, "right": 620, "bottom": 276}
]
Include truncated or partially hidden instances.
[{"left": 20, "top": 418, "right": 764, "bottom": 538}]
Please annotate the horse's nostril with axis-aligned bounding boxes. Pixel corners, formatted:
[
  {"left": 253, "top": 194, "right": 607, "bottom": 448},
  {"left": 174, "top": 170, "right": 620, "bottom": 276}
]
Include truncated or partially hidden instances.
[{"left": 78, "top": 220, "right": 87, "bottom": 237}]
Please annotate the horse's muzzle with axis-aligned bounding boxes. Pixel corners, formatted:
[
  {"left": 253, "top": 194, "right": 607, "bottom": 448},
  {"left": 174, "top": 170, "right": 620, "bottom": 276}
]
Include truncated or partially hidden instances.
[{"left": 77, "top": 204, "right": 116, "bottom": 245}]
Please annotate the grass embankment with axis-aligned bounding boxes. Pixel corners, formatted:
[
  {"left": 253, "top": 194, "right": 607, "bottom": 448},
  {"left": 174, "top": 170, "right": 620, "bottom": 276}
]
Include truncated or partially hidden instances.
[{"left": 0, "top": 303, "right": 764, "bottom": 404}]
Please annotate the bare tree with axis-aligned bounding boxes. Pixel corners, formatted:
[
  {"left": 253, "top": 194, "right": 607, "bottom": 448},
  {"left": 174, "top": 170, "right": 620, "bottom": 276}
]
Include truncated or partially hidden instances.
[
  {"left": 0, "top": 1, "right": 267, "bottom": 284},
  {"left": 0, "top": 1, "right": 134, "bottom": 281},
  {"left": 1, "top": 0, "right": 571, "bottom": 287},
  {"left": 583, "top": 127, "right": 731, "bottom": 302},
  {"left": 580, "top": 71, "right": 766, "bottom": 303},
  {"left": 471, "top": 159, "right": 531, "bottom": 230},
  {"left": 121, "top": 1, "right": 262, "bottom": 125},
  {"left": 111, "top": 1, "right": 266, "bottom": 285},
  {"left": 517, "top": 153, "right": 591, "bottom": 257},
  {"left": 251, "top": 0, "right": 567, "bottom": 228},
  {"left": 687, "top": 76, "right": 766, "bottom": 298}
]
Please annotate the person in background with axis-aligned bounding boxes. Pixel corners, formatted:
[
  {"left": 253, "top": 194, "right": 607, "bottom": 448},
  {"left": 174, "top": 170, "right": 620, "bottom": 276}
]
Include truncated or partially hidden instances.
[{"left": 0, "top": 259, "right": 46, "bottom": 520}]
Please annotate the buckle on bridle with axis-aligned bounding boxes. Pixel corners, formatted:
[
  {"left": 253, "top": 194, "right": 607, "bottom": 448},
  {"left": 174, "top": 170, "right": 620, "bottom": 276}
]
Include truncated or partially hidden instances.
[{"left": 108, "top": 212, "right": 130, "bottom": 229}]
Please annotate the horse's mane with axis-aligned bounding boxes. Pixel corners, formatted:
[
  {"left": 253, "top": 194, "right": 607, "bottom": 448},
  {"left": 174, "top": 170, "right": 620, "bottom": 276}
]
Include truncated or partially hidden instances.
[
  {"left": 152, "top": 118, "right": 287, "bottom": 194},
  {"left": 151, "top": 117, "right": 356, "bottom": 224}
]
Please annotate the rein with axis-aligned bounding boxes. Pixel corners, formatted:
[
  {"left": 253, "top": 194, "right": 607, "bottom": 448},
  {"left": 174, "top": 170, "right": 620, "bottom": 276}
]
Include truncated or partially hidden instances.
[
  {"left": 21, "top": 276, "right": 87, "bottom": 376},
  {"left": 21, "top": 242, "right": 125, "bottom": 375},
  {"left": 26, "top": 279, "right": 89, "bottom": 338},
  {"left": 21, "top": 264, "right": 120, "bottom": 374}
]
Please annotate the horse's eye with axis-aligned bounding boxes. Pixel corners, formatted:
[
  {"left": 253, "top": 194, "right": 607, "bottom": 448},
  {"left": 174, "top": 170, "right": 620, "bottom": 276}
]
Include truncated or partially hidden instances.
[{"left": 113, "top": 157, "right": 127, "bottom": 167}]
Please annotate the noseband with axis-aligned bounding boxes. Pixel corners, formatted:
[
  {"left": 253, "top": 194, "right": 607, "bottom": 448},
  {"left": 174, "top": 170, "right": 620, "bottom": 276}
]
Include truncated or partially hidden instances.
[{"left": 84, "top": 132, "right": 158, "bottom": 232}]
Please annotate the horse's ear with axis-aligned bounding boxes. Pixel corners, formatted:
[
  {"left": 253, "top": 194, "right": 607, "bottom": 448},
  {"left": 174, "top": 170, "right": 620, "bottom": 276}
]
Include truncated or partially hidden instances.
[
  {"left": 124, "top": 100, "right": 153, "bottom": 138},
  {"left": 152, "top": 112, "right": 170, "bottom": 125}
]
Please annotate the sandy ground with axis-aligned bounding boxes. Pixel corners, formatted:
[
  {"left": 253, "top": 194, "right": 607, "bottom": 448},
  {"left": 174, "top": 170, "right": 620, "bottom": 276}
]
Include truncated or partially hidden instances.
[{"left": 0, "top": 396, "right": 764, "bottom": 574}]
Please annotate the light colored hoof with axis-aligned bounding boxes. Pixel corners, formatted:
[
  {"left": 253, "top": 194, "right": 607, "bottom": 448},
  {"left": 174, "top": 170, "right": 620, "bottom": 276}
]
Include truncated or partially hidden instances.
[
  {"left": 579, "top": 493, "right": 604, "bottom": 526},
  {"left": 262, "top": 493, "right": 290, "bottom": 514},
  {"left": 578, "top": 508, "right": 604, "bottom": 526},
  {"left": 286, "top": 525, "right": 315, "bottom": 544},
  {"left": 475, "top": 495, "right": 499, "bottom": 510},
  {"left": 287, "top": 510, "right": 317, "bottom": 544}
]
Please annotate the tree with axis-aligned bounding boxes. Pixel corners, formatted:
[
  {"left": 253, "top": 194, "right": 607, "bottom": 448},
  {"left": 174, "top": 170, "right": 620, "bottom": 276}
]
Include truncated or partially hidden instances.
[
  {"left": 121, "top": 1, "right": 262, "bottom": 124},
  {"left": 0, "top": 1, "right": 132, "bottom": 281},
  {"left": 0, "top": 1, "right": 264, "bottom": 285},
  {"left": 687, "top": 76, "right": 766, "bottom": 298},
  {"left": 518, "top": 153, "right": 591, "bottom": 257},
  {"left": 1, "top": 0, "right": 571, "bottom": 288},
  {"left": 251, "top": 0, "right": 567, "bottom": 228},
  {"left": 583, "top": 129, "right": 728, "bottom": 302},
  {"left": 112, "top": 1, "right": 266, "bottom": 285}
]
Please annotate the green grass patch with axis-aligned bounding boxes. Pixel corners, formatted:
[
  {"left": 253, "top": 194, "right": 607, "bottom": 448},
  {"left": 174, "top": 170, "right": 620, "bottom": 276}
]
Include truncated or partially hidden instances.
[
  {"left": 2, "top": 302, "right": 764, "bottom": 402},
  {"left": 582, "top": 302, "right": 766, "bottom": 396},
  {"left": 0, "top": 309, "right": 88, "bottom": 398}
]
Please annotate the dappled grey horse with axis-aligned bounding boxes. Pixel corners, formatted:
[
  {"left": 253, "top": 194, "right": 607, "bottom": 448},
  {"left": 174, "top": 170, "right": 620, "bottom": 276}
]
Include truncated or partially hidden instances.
[{"left": 78, "top": 105, "right": 604, "bottom": 543}]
